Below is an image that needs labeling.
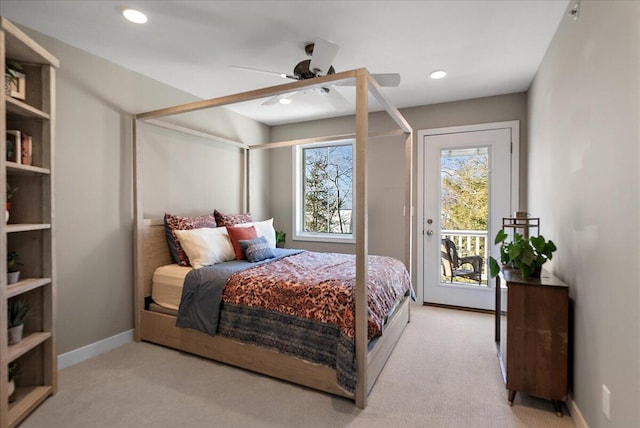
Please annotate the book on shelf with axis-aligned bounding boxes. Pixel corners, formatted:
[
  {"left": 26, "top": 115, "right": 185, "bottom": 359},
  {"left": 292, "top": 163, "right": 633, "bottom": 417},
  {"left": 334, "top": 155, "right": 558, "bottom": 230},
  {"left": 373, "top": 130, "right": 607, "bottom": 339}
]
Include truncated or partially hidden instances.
[
  {"left": 21, "top": 131, "right": 32, "bottom": 165},
  {"left": 6, "top": 129, "right": 21, "bottom": 163}
]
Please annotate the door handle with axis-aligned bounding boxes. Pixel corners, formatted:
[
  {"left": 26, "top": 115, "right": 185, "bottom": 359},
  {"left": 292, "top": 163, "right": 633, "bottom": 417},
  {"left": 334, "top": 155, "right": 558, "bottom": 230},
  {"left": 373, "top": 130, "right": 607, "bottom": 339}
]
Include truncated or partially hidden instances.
[{"left": 426, "top": 230, "right": 434, "bottom": 236}]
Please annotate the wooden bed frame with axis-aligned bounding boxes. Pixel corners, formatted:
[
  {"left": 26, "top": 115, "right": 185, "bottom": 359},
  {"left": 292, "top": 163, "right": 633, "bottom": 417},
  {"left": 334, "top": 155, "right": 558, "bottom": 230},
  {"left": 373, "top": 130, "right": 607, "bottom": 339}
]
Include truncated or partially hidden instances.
[
  {"left": 133, "top": 69, "right": 414, "bottom": 408},
  {"left": 140, "top": 218, "right": 410, "bottom": 400}
]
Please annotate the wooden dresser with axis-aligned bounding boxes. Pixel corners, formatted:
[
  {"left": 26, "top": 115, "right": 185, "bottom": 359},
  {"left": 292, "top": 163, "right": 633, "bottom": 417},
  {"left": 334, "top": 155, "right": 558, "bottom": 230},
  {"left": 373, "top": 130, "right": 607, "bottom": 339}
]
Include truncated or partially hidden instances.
[{"left": 495, "top": 268, "right": 569, "bottom": 415}]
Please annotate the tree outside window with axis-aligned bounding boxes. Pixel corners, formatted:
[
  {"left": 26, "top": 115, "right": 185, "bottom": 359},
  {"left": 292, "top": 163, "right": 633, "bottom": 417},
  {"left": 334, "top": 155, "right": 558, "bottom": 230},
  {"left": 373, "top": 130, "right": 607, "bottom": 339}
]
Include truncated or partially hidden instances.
[{"left": 302, "top": 143, "right": 353, "bottom": 235}]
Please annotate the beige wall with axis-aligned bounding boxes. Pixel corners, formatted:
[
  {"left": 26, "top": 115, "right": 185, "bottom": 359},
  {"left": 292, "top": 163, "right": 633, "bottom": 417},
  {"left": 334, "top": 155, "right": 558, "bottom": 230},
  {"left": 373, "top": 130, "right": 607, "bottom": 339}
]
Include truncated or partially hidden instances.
[
  {"left": 527, "top": 1, "right": 639, "bottom": 426},
  {"left": 23, "top": 29, "right": 270, "bottom": 354},
  {"left": 270, "top": 93, "right": 528, "bottom": 287}
]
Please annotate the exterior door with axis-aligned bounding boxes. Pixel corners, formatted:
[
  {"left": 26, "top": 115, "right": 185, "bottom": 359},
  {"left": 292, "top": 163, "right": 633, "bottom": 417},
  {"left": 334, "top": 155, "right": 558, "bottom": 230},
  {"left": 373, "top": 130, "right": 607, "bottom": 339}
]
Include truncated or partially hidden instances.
[{"left": 417, "top": 123, "right": 518, "bottom": 310}]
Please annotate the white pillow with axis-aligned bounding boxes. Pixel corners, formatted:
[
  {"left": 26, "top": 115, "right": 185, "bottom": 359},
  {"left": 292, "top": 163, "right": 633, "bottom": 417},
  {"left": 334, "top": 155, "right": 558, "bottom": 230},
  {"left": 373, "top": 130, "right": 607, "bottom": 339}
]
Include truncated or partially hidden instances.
[
  {"left": 174, "top": 227, "right": 235, "bottom": 269},
  {"left": 234, "top": 218, "right": 276, "bottom": 248}
]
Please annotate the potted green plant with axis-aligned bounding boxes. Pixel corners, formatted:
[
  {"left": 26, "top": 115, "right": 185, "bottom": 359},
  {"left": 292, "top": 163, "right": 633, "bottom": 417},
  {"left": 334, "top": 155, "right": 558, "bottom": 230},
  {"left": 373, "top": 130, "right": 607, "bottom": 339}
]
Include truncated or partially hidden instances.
[
  {"left": 7, "top": 299, "right": 29, "bottom": 344},
  {"left": 7, "top": 251, "right": 22, "bottom": 284},
  {"left": 5, "top": 60, "right": 24, "bottom": 99},
  {"left": 275, "top": 230, "right": 286, "bottom": 248},
  {"left": 488, "top": 229, "right": 557, "bottom": 280},
  {"left": 7, "top": 361, "right": 18, "bottom": 403},
  {"left": 6, "top": 183, "right": 17, "bottom": 223},
  {"left": 5, "top": 60, "right": 22, "bottom": 85}
]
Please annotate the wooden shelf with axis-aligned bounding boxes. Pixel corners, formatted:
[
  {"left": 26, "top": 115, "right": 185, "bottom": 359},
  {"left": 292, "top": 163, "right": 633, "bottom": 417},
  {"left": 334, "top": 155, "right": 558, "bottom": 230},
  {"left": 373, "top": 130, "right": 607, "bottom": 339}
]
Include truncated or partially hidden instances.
[
  {"left": 8, "top": 386, "right": 53, "bottom": 428},
  {"left": 6, "top": 162, "right": 51, "bottom": 175},
  {"left": 7, "top": 278, "right": 52, "bottom": 298},
  {"left": 1, "top": 17, "right": 58, "bottom": 428},
  {"left": 5, "top": 97, "right": 50, "bottom": 120},
  {"left": 1, "top": 17, "right": 59, "bottom": 67},
  {"left": 7, "top": 332, "right": 52, "bottom": 363},
  {"left": 5, "top": 224, "right": 51, "bottom": 233}
]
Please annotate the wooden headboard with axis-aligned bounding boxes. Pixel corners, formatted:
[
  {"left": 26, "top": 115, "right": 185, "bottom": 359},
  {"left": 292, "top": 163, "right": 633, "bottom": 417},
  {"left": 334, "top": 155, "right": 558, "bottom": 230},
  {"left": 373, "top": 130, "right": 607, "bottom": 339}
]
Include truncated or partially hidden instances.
[{"left": 142, "top": 218, "right": 172, "bottom": 297}]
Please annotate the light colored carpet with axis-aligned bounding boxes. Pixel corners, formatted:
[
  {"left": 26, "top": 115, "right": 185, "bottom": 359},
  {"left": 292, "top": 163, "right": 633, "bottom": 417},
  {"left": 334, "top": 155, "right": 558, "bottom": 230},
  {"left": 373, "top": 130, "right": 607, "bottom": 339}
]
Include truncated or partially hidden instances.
[{"left": 20, "top": 305, "right": 575, "bottom": 427}]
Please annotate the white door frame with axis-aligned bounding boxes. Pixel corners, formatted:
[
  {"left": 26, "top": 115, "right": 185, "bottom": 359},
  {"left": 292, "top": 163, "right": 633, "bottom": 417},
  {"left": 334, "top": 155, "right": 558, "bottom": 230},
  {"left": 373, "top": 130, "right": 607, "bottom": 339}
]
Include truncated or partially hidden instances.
[{"left": 415, "top": 121, "right": 520, "bottom": 304}]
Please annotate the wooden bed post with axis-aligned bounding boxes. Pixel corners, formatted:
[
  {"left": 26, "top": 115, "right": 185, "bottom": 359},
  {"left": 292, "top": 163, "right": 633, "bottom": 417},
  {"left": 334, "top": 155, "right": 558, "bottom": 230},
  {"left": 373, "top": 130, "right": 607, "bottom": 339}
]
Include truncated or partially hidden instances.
[
  {"left": 132, "top": 117, "right": 143, "bottom": 342},
  {"left": 244, "top": 148, "right": 249, "bottom": 213},
  {"left": 404, "top": 131, "right": 414, "bottom": 284},
  {"left": 354, "top": 69, "right": 369, "bottom": 409}
]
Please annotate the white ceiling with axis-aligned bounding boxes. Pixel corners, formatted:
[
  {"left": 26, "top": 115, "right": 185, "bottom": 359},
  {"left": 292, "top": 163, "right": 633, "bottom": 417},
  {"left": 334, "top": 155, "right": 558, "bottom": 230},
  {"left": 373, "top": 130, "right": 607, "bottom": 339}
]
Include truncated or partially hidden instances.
[{"left": 1, "top": 0, "right": 569, "bottom": 126}]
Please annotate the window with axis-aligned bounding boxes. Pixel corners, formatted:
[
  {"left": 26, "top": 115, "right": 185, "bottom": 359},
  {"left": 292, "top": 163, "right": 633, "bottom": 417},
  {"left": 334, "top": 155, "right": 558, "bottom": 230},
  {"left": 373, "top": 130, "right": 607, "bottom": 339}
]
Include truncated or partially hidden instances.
[{"left": 294, "top": 140, "right": 354, "bottom": 243}]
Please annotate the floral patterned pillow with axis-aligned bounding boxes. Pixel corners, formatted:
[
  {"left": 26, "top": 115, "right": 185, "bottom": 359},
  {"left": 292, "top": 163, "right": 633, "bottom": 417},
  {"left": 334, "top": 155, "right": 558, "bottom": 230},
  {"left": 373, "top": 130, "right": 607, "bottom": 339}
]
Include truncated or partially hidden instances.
[
  {"left": 213, "top": 209, "right": 253, "bottom": 227},
  {"left": 164, "top": 213, "right": 217, "bottom": 266}
]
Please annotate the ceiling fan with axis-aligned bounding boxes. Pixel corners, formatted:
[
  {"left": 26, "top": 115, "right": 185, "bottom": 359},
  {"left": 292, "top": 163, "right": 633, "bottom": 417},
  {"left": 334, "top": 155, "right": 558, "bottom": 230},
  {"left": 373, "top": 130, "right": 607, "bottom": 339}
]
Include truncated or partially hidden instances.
[{"left": 231, "top": 38, "right": 401, "bottom": 109}]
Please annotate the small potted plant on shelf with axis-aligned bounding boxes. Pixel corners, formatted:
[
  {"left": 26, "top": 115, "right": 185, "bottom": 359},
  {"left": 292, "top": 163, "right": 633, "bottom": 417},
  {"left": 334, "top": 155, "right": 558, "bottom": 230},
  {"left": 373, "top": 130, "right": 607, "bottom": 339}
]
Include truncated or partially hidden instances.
[
  {"left": 6, "top": 183, "right": 18, "bottom": 223},
  {"left": 7, "top": 361, "right": 18, "bottom": 403},
  {"left": 7, "top": 251, "right": 22, "bottom": 284},
  {"left": 5, "top": 59, "right": 25, "bottom": 100},
  {"left": 7, "top": 299, "right": 30, "bottom": 345},
  {"left": 488, "top": 229, "right": 557, "bottom": 280},
  {"left": 275, "top": 230, "right": 286, "bottom": 248}
]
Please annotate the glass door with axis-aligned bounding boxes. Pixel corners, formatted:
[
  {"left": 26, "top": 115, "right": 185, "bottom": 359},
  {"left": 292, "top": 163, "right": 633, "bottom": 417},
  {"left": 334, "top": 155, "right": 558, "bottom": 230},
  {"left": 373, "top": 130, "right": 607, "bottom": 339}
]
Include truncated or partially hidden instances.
[{"left": 422, "top": 127, "right": 513, "bottom": 310}]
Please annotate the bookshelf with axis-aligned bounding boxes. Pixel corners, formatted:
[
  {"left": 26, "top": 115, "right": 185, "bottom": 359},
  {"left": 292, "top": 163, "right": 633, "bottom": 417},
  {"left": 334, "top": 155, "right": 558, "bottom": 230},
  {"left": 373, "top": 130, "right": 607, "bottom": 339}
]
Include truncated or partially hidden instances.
[{"left": 1, "top": 17, "right": 58, "bottom": 428}]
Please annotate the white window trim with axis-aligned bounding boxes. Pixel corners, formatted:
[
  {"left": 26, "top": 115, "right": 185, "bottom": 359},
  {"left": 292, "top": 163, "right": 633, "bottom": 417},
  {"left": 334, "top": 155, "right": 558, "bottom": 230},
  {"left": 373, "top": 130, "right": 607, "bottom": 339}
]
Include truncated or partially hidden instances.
[{"left": 292, "top": 139, "right": 355, "bottom": 244}]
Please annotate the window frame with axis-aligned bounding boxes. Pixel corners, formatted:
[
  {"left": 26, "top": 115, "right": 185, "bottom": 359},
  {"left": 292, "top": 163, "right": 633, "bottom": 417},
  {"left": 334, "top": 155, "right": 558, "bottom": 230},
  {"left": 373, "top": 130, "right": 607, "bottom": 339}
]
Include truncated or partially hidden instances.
[{"left": 292, "top": 139, "right": 356, "bottom": 244}]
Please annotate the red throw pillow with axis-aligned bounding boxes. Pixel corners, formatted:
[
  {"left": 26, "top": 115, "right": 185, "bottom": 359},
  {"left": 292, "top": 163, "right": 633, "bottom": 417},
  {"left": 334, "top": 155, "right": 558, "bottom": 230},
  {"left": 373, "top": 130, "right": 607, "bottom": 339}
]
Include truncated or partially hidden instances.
[{"left": 226, "top": 225, "right": 258, "bottom": 259}]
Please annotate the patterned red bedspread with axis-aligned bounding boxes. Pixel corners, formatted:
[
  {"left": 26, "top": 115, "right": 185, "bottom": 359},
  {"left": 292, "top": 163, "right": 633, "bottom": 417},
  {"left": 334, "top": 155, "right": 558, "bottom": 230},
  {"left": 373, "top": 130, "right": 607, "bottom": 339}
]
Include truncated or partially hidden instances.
[{"left": 222, "top": 251, "right": 411, "bottom": 340}]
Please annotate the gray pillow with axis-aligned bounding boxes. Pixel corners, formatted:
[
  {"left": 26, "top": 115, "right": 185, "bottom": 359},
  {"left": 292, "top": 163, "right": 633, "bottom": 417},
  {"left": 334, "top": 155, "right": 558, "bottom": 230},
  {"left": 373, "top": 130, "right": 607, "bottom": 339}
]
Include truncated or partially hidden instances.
[{"left": 238, "top": 236, "right": 276, "bottom": 263}]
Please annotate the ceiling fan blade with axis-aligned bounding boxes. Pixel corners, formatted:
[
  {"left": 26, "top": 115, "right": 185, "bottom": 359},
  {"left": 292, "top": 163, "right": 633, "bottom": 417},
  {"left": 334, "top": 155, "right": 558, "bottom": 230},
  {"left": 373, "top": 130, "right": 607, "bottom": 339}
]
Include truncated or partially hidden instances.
[
  {"left": 309, "top": 38, "right": 339, "bottom": 76},
  {"left": 323, "top": 87, "right": 351, "bottom": 112},
  {"left": 230, "top": 65, "right": 298, "bottom": 80},
  {"left": 336, "top": 73, "right": 401, "bottom": 87}
]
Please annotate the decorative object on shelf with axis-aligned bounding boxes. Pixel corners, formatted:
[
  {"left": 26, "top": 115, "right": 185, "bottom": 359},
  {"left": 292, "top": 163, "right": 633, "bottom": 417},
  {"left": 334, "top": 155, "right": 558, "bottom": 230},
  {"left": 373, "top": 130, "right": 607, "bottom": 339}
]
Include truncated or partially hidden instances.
[
  {"left": 20, "top": 131, "right": 32, "bottom": 165},
  {"left": 6, "top": 251, "right": 21, "bottom": 284},
  {"left": 5, "top": 182, "right": 17, "bottom": 223},
  {"left": 4, "top": 59, "right": 25, "bottom": 100},
  {"left": 275, "top": 230, "right": 286, "bottom": 248},
  {"left": 7, "top": 299, "right": 29, "bottom": 345},
  {"left": 7, "top": 362, "right": 17, "bottom": 403},
  {"left": 489, "top": 229, "right": 557, "bottom": 280},
  {"left": 502, "top": 212, "right": 539, "bottom": 239},
  {"left": 5, "top": 130, "right": 20, "bottom": 163}
]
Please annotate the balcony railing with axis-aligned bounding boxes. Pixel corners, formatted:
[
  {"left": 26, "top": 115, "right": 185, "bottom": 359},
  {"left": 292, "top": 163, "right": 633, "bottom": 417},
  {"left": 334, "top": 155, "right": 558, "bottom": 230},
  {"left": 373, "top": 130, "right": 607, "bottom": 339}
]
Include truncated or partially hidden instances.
[{"left": 441, "top": 229, "right": 489, "bottom": 283}]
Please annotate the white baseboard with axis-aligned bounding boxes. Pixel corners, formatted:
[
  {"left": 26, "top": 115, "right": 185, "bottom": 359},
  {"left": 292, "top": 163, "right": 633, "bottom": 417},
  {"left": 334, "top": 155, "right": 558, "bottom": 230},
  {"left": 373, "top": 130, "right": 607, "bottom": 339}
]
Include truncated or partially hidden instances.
[
  {"left": 567, "top": 394, "right": 589, "bottom": 428},
  {"left": 57, "top": 329, "right": 134, "bottom": 370}
]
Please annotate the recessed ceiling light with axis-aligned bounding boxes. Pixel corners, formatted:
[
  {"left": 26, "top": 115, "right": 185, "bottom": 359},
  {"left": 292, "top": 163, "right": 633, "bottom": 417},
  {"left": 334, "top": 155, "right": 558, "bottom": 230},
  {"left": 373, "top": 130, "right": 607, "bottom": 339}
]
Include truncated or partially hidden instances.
[
  {"left": 430, "top": 70, "right": 447, "bottom": 80},
  {"left": 279, "top": 98, "right": 292, "bottom": 105},
  {"left": 123, "top": 9, "right": 148, "bottom": 24}
]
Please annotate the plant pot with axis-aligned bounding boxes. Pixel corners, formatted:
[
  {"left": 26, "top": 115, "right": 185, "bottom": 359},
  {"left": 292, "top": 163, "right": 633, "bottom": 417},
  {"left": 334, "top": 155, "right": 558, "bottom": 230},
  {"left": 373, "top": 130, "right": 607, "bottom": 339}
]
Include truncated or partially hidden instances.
[
  {"left": 7, "top": 379, "right": 16, "bottom": 403},
  {"left": 8, "top": 324, "right": 24, "bottom": 345},
  {"left": 7, "top": 271, "right": 20, "bottom": 284},
  {"left": 4, "top": 74, "right": 11, "bottom": 96}
]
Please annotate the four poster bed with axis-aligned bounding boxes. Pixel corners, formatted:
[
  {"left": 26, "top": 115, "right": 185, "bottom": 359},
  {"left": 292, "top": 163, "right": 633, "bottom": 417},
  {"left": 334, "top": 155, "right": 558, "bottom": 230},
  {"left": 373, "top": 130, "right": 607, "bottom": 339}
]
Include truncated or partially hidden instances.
[{"left": 132, "top": 68, "right": 414, "bottom": 408}]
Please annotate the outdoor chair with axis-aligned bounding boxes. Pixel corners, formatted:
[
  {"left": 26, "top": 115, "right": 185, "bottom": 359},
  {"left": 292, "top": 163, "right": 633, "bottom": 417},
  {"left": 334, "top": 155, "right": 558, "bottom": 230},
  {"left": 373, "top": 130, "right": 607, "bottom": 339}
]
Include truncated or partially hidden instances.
[{"left": 440, "top": 238, "right": 483, "bottom": 284}]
